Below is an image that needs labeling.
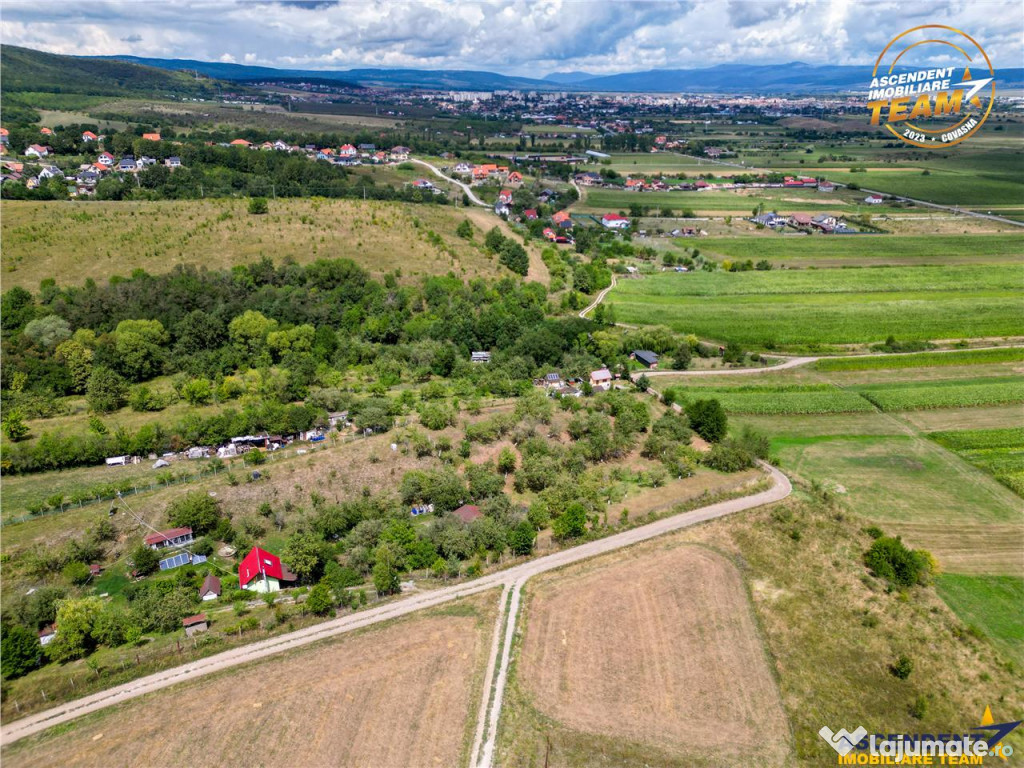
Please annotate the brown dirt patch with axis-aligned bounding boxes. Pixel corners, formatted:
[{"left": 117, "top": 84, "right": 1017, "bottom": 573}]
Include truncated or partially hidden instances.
[
  {"left": 517, "top": 545, "right": 791, "bottom": 765},
  {"left": 4, "top": 599, "right": 495, "bottom": 768}
]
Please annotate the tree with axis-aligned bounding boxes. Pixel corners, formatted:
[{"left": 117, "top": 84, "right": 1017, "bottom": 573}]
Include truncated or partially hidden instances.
[
  {"left": 306, "top": 582, "right": 335, "bottom": 616},
  {"left": 283, "top": 530, "right": 329, "bottom": 584},
  {"left": 86, "top": 366, "right": 128, "bottom": 413},
  {"left": 635, "top": 374, "right": 650, "bottom": 392},
  {"left": 248, "top": 196, "right": 269, "bottom": 215},
  {"left": 552, "top": 502, "right": 588, "bottom": 540},
  {"left": 1, "top": 622, "right": 43, "bottom": 679},
  {"left": 180, "top": 378, "right": 213, "bottom": 406},
  {"left": 46, "top": 597, "right": 103, "bottom": 663},
  {"left": 166, "top": 492, "right": 223, "bottom": 535},
  {"left": 62, "top": 561, "right": 92, "bottom": 585},
  {"left": 456, "top": 219, "right": 473, "bottom": 239},
  {"left": 497, "top": 446, "right": 518, "bottom": 474},
  {"left": 131, "top": 544, "right": 160, "bottom": 576},
  {"left": 372, "top": 544, "right": 402, "bottom": 596},
  {"left": 1, "top": 408, "right": 29, "bottom": 442},
  {"left": 23, "top": 314, "right": 72, "bottom": 348},
  {"left": 56, "top": 338, "right": 94, "bottom": 392},
  {"left": 685, "top": 399, "right": 728, "bottom": 443},
  {"left": 509, "top": 520, "right": 536, "bottom": 556},
  {"left": 484, "top": 226, "right": 505, "bottom": 252},
  {"left": 498, "top": 239, "right": 529, "bottom": 276},
  {"left": 671, "top": 343, "right": 692, "bottom": 371},
  {"left": 864, "top": 537, "right": 934, "bottom": 587}
]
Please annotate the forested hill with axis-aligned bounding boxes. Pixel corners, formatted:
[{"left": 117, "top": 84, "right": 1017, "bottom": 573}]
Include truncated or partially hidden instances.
[{"left": 0, "top": 45, "right": 226, "bottom": 100}]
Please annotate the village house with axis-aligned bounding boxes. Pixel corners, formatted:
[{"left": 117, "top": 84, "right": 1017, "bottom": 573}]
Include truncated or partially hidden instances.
[
  {"left": 199, "top": 574, "right": 222, "bottom": 601},
  {"left": 182, "top": 614, "right": 208, "bottom": 637},
  {"left": 40, "top": 127, "right": 54, "bottom": 136},
  {"left": 389, "top": 145, "right": 411, "bottom": 161},
  {"left": 471, "top": 351, "right": 491, "bottom": 363},
  {"left": 601, "top": 213, "right": 630, "bottom": 230},
  {"left": 522, "top": 208, "right": 538, "bottom": 220},
  {"left": 82, "top": 130, "right": 99, "bottom": 142},
  {"left": 703, "top": 147, "right": 724, "bottom": 158},
  {"left": 625, "top": 178, "right": 645, "bottom": 191},
  {"left": 555, "top": 384, "right": 582, "bottom": 398},
  {"left": 541, "top": 372, "right": 561, "bottom": 388},
  {"left": 590, "top": 367, "right": 613, "bottom": 390},
  {"left": 864, "top": 194, "right": 884, "bottom": 205},
  {"left": 38, "top": 165, "right": 64, "bottom": 180},
  {"left": 118, "top": 156, "right": 138, "bottom": 172},
  {"left": 164, "top": 156, "right": 181, "bottom": 168},
  {"left": 38, "top": 624, "right": 56, "bottom": 646},
  {"left": 338, "top": 144, "right": 357, "bottom": 157},
  {"left": 0, "top": 128, "right": 9, "bottom": 145},
  {"left": 452, "top": 504, "right": 482, "bottom": 524},
  {"left": 229, "top": 138, "right": 252, "bottom": 147},
  {"left": 751, "top": 212, "right": 787, "bottom": 228},
  {"left": 507, "top": 171, "right": 523, "bottom": 184},
  {"left": 25, "top": 144, "right": 49, "bottom": 158},
  {"left": 497, "top": 189, "right": 513, "bottom": 204},
  {"left": 551, "top": 210, "right": 573, "bottom": 229},
  {"left": 142, "top": 133, "right": 160, "bottom": 142},
  {"left": 818, "top": 182, "right": 836, "bottom": 193},
  {"left": 144, "top": 527, "right": 194, "bottom": 551},
  {"left": 97, "top": 151, "right": 115, "bottom": 166},
  {"left": 454, "top": 162, "right": 474, "bottom": 173},
  {"left": 631, "top": 350, "right": 659, "bottom": 369},
  {"left": 239, "top": 546, "right": 296, "bottom": 593},
  {"left": 273, "top": 139, "right": 291, "bottom": 151},
  {"left": 791, "top": 212, "right": 813, "bottom": 228}
]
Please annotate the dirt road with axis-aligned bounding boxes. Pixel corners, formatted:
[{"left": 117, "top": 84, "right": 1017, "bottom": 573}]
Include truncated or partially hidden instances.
[
  {"left": 1, "top": 465, "right": 790, "bottom": 748},
  {"left": 410, "top": 159, "right": 489, "bottom": 207}
]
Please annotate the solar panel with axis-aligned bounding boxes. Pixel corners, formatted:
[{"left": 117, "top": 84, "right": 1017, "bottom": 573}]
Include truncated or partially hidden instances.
[{"left": 159, "top": 552, "right": 207, "bottom": 571}]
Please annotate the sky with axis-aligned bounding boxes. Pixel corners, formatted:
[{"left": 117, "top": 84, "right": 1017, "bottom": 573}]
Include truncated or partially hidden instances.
[{"left": 3, "top": 0, "right": 1022, "bottom": 76}]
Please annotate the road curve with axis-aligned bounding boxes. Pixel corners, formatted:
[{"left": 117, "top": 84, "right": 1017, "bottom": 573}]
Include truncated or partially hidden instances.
[
  {"left": 1, "top": 464, "right": 790, "bottom": 747},
  {"left": 409, "top": 159, "right": 490, "bottom": 207},
  {"left": 578, "top": 274, "right": 617, "bottom": 318}
]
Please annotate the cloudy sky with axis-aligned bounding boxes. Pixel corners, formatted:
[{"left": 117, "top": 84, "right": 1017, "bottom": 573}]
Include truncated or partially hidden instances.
[{"left": 3, "top": 0, "right": 1021, "bottom": 75}]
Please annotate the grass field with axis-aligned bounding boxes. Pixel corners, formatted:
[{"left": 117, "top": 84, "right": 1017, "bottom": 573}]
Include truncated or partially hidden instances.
[
  {"left": 608, "top": 267, "right": 1024, "bottom": 348},
  {"left": 929, "top": 427, "right": 1024, "bottom": 496},
  {"left": 1, "top": 199, "right": 504, "bottom": 290},
  {"left": 822, "top": 169, "right": 1023, "bottom": 208},
  {"left": 814, "top": 347, "right": 1024, "bottom": 371},
  {"left": 694, "top": 234, "right": 1024, "bottom": 267},
  {"left": 501, "top": 544, "right": 791, "bottom": 767},
  {"left": 665, "top": 384, "right": 874, "bottom": 415},
  {"left": 935, "top": 574, "right": 1024, "bottom": 667},
  {"left": 2, "top": 595, "right": 496, "bottom": 768}
]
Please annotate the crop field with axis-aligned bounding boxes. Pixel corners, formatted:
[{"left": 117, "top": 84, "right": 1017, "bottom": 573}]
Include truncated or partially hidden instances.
[
  {"left": 2, "top": 596, "right": 496, "bottom": 768},
  {"left": 820, "top": 169, "right": 1023, "bottom": 208},
  {"left": 664, "top": 384, "right": 873, "bottom": 415},
  {"left": 935, "top": 574, "right": 1024, "bottom": 667},
  {"left": 603, "top": 152, "right": 712, "bottom": 173},
  {"left": 693, "top": 234, "right": 1024, "bottom": 267},
  {"left": 579, "top": 186, "right": 880, "bottom": 215},
  {"left": 857, "top": 377, "right": 1024, "bottom": 411},
  {"left": 929, "top": 427, "right": 1024, "bottom": 496},
  {"left": 608, "top": 267, "right": 1024, "bottom": 348},
  {"left": 503, "top": 544, "right": 791, "bottom": 767},
  {"left": 1, "top": 199, "right": 503, "bottom": 290},
  {"left": 814, "top": 347, "right": 1024, "bottom": 371}
]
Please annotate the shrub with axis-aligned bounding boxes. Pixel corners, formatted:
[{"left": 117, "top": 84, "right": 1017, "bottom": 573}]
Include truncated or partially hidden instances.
[
  {"left": 891, "top": 654, "right": 914, "bottom": 680},
  {"left": 248, "top": 197, "right": 268, "bottom": 215},
  {"left": 864, "top": 536, "right": 935, "bottom": 587},
  {"left": 685, "top": 399, "right": 728, "bottom": 442}
]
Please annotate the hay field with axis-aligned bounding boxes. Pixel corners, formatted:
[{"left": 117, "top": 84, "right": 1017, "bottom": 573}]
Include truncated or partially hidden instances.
[
  {"left": 510, "top": 545, "right": 791, "bottom": 767},
  {"left": 3, "top": 596, "right": 496, "bottom": 768},
  {"left": 1, "top": 198, "right": 503, "bottom": 290}
]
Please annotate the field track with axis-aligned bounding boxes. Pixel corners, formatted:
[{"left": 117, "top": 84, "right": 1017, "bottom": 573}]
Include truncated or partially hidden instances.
[{"left": 1, "top": 464, "right": 791, "bottom": 750}]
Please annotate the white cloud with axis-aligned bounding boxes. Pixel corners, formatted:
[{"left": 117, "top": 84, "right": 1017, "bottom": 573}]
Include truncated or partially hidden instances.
[{"left": 0, "top": 0, "right": 1020, "bottom": 76}]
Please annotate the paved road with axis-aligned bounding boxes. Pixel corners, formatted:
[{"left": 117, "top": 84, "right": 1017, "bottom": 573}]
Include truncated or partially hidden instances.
[
  {"left": 410, "top": 159, "right": 489, "bottom": 207},
  {"left": 1, "top": 465, "right": 790, "bottom": 748}
]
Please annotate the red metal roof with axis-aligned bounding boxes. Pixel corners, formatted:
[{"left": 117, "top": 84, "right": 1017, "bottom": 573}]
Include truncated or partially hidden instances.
[
  {"left": 452, "top": 505, "right": 482, "bottom": 524},
  {"left": 182, "top": 613, "right": 207, "bottom": 626},
  {"left": 239, "top": 546, "right": 284, "bottom": 587},
  {"left": 143, "top": 527, "right": 193, "bottom": 546}
]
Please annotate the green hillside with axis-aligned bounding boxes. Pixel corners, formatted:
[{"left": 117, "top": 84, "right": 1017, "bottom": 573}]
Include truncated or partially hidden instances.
[{"left": 0, "top": 45, "right": 223, "bottom": 100}]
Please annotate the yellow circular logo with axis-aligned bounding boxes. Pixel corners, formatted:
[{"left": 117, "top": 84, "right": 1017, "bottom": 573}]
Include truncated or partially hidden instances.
[{"left": 867, "top": 25, "right": 995, "bottom": 148}]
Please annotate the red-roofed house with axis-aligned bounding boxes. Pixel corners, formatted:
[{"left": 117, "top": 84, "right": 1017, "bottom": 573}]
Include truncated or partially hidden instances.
[
  {"left": 339, "top": 144, "right": 357, "bottom": 157},
  {"left": 230, "top": 138, "right": 252, "bottom": 147},
  {"left": 239, "top": 546, "right": 296, "bottom": 593},
  {"left": 625, "top": 178, "right": 645, "bottom": 190},
  {"left": 523, "top": 208, "right": 538, "bottom": 220},
  {"left": 82, "top": 131, "right": 99, "bottom": 142},
  {"left": 144, "top": 527, "right": 194, "bottom": 550},
  {"left": 41, "top": 127, "right": 54, "bottom": 136},
  {"left": 507, "top": 171, "right": 522, "bottom": 184},
  {"left": 601, "top": 213, "right": 630, "bottom": 230},
  {"left": 25, "top": 144, "right": 49, "bottom": 158},
  {"left": 97, "top": 152, "right": 115, "bottom": 166},
  {"left": 182, "top": 613, "right": 208, "bottom": 636},
  {"left": 452, "top": 505, "right": 482, "bottom": 524},
  {"left": 199, "top": 574, "right": 221, "bottom": 601},
  {"left": 0, "top": 128, "right": 9, "bottom": 145},
  {"left": 142, "top": 133, "right": 160, "bottom": 142},
  {"left": 498, "top": 189, "right": 513, "bottom": 204}
]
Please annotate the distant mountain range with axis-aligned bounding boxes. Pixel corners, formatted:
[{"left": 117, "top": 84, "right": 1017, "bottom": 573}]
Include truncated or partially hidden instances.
[
  {"left": 100, "top": 56, "right": 1024, "bottom": 93},
  {"left": 5, "top": 45, "right": 1022, "bottom": 96}
]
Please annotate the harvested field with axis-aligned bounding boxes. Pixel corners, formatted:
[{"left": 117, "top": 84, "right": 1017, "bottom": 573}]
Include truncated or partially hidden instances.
[
  {"left": 3, "top": 597, "right": 496, "bottom": 768},
  {"left": 513, "top": 545, "right": 790, "bottom": 766}
]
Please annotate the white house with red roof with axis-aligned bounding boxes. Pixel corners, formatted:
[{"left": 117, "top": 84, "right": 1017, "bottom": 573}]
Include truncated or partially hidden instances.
[
  {"left": 82, "top": 131, "right": 99, "bottom": 142},
  {"left": 25, "top": 144, "right": 49, "bottom": 158},
  {"left": 239, "top": 546, "right": 297, "bottom": 593},
  {"left": 864, "top": 194, "right": 884, "bottom": 205},
  {"left": 230, "top": 138, "right": 252, "bottom": 147},
  {"left": 144, "top": 526, "right": 194, "bottom": 550},
  {"left": 339, "top": 144, "right": 357, "bottom": 157},
  {"left": 0, "top": 128, "right": 9, "bottom": 145},
  {"left": 601, "top": 213, "right": 630, "bottom": 229},
  {"left": 97, "top": 152, "right": 115, "bottom": 166},
  {"left": 40, "top": 127, "right": 54, "bottom": 136},
  {"left": 498, "top": 189, "right": 513, "bottom": 204}
]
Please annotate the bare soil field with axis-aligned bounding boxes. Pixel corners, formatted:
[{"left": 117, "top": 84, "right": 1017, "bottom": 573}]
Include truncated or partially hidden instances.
[
  {"left": 2, "top": 596, "right": 496, "bottom": 768},
  {"left": 512, "top": 545, "right": 791, "bottom": 766}
]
